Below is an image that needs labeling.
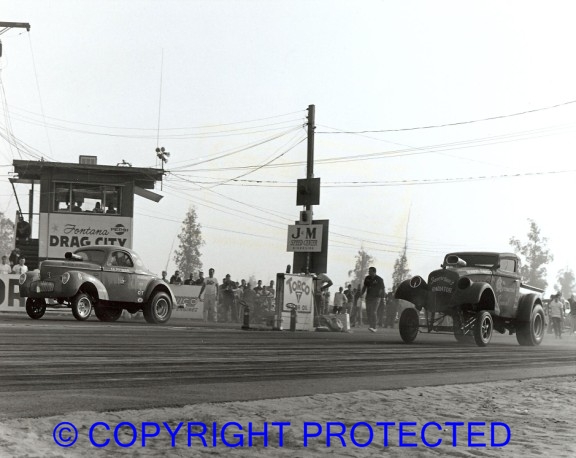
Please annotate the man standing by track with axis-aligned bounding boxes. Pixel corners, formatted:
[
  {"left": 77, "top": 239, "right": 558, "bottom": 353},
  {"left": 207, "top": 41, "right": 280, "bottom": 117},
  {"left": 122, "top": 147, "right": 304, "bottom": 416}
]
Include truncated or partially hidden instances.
[
  {"left": 361, "top": 267, "right": 385, "bottom": 333},
  {"left": 199, "top": 268, "right": 219, "bottom": 322}
]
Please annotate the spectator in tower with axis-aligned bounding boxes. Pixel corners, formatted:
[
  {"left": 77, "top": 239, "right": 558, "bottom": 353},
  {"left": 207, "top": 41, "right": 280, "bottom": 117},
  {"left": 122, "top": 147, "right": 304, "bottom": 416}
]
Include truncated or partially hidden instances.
[
  {"left": 15, "top": 212, "right": 31, "bottom": 241},
  {"left": 199, "top": 268, "right": 219, "bottom": 322},
  {"left": 361, "top": 266, "right": 385, "bottom": 333},
  {"left": 170, "top": 270, "right": 184, "bottom": 285},
  {"left": 106, "top": 205, "right": 117, "bottom": 214},
  {"left": 0, "top": 255, "right": 12, "bottom": 274},
  {"left": 72, "top": 201, "right": 83, "bottom": 212},
  {"left": 12, "top": 257, "right": 28, "bottom": 275},
  {"left": 93, "top": 202, "right": 104, "bottom": 213},
  {"left": 9, "top": 248, "right": 21, "bottom": 267}
]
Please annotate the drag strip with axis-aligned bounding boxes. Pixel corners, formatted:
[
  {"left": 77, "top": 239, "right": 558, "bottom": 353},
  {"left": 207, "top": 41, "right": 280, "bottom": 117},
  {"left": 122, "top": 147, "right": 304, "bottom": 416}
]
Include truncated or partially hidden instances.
[{"left": 1, "top": 314, "right": 575, "bottom": 419}]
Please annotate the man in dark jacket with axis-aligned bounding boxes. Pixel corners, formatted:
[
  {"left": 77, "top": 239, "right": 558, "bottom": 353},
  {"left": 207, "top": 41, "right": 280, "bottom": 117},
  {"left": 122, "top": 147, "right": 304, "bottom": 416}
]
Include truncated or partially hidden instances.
[{"left": 361, "top": 267, "right": 385, "bottom": 333}]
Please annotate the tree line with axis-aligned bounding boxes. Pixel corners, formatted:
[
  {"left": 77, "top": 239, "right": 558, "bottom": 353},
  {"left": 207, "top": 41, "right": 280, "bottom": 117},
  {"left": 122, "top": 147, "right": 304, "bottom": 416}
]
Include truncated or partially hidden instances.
[{"left": 348, "top": 219, "right": 574, "bottom": 298}]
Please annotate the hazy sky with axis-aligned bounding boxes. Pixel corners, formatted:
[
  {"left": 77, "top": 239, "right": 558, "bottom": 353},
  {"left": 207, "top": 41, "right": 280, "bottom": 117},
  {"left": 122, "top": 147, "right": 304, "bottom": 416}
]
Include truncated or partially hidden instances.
[{"left": 1, "top": 1, "right": 576, "bottom": 296}]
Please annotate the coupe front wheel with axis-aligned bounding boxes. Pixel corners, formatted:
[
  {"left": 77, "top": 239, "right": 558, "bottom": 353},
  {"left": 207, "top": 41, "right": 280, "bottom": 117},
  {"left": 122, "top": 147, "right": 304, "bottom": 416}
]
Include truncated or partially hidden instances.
[
  {"left": 71, "top": 293, "right": 93, "bottom": 321},
  {"left": 473, "top": 311, "right": 493, "bottom": 347},
  {"left": 143, "top": 291, "right": 172, "bottom": 324},
  {"left": 26, "top": 298, "right": 46, "bottom": 319},
  {"left": 399, "top": 308, "right": 420, "bottom": 344}
]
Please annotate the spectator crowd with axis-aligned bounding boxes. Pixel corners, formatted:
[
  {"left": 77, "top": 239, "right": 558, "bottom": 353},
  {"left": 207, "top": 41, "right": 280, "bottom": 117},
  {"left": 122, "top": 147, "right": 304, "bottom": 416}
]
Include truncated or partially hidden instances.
[
  {"left": 0, "top": 249, "right": 28, "bottom": 275},
  {"left": 166, "top": 268, "right": 276, "bottom": 324},
  {"left": 163, "top": 266, "right": 400, "bottom": 329}
]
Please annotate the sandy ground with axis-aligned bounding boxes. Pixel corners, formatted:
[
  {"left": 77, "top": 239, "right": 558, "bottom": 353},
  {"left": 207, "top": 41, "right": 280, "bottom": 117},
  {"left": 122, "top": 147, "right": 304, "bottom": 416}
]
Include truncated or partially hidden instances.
[{"left": 0, "top": 375, "right": 575, "bottom": 457}]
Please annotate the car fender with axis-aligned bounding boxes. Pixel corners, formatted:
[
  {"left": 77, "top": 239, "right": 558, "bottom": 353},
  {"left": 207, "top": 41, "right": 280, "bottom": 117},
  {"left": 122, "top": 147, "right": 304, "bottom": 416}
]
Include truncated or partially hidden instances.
[
  {"left": 18, "top": 270, "right": 40, "bottom": 297},
  {"left": 66, "top": 271, "right": 109, "bottom": 301},
  {"left": 143, "top": 280, "right": 176, "bottom": 305},
  {"left": 516, "top": 293, "right": 541, "bottom": 322},
  {"left": 453, "top": 282, "right": 498, "bottom": 313},
  {"left": 395, "top": 277, "right": 428, "bottom": 310}
]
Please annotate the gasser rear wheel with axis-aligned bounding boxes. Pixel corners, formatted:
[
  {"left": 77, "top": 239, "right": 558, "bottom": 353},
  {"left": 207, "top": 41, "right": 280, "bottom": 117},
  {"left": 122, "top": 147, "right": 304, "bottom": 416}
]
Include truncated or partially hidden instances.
[
  {"left": 399, "top": 308, "right": 420, "bottom": 344},
  {"left": 516, "top": 304, "right": 545, "bottom": 346},
  {"left": 94, "top": 305, "right": 123, "bottom": 322},
  {"left": 25, "top": 298, "right": 46, "bottom": 320},
  {"left": 71, "top": 292, "right": 93, "bottom": 321},
  {"left": 473, "top": 310, "right": 493, "bottom": 347},
  {"left": 143, "top": 291, "right": 172, "bottom": 324}
]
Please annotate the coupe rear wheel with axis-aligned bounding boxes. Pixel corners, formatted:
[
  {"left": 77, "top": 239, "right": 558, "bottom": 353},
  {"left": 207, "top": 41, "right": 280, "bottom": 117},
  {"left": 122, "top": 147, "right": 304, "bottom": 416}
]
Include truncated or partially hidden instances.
[
  {"left": 26, "top": 298, "right": 46, "bottom": 320},
  {"left": 143, "top": 291, "right": 172, "bottom": 324},
  {"left": 71, "top": 293, "right": 93, "bottom": 321},
  {"left": 516, "top": 304, "right": 545, "bottom": 346},
  {"left": 399, "top": 308, "right": 420, "bottom": 344},
  {"left": 473, "top": 311, "right": 493, "bottom": 347},
  {"left": 94, "top": 305, "right": 122, "bottom": 322}
]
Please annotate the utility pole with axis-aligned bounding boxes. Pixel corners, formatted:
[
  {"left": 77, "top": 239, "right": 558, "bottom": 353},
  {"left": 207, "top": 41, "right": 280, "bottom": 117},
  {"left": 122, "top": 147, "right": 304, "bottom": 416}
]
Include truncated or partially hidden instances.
[{"left": 305, "top": 104, "right": 315, "bottom": 274}]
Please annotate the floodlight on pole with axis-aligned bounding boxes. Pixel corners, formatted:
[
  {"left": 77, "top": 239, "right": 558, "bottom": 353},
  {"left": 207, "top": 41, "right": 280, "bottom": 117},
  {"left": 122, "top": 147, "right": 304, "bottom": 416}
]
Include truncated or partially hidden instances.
[{"left": 155, "top": 146, "right": 170, "bottom": 170}]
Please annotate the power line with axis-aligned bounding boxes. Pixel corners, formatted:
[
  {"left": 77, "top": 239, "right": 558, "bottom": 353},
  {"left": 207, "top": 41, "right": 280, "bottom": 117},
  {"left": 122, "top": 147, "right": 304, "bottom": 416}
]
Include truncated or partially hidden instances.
[
  {"left": 27, "top": 33, "right": 53, "bottom": 158},
  {"left": 168, "top": 126, "right": 303, "bottom": 170},
  {"left": 7, "top": 103, "right": 305, "bottom": 133},
  {"left": 175, "top": 122, "right": 576, "bottom": 174},
  {"left": 316, "top": 98, "right": 576, "bottom": 134}
]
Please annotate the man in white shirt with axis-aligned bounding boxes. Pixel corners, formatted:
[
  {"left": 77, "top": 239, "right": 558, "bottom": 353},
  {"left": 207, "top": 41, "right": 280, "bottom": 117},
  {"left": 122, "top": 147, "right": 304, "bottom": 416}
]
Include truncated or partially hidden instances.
[
  {"left": 0, "top": 256, "right": 12, "bottom": 274},
  {"left": 332, "top": 286, "right": 348, "bottom": 314},
  {"left": 549, "top": 294, "right": 564, "bottom": 339},
  {"left": 199, "top": 268, "right": 219, "bottom": 322},
  {"left": 12, "top": 258, "right": 28, "bottom": 275}
]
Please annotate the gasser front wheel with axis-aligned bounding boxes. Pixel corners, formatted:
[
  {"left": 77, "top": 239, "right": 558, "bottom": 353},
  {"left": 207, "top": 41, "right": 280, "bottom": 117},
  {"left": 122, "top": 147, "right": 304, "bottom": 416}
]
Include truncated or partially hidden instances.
[
  {"left": 26, "top": 298, "right": 46, "bottom": 320},
  {"left": 473, "top": 310, "right": 494, "bottom": 347},
  {"left": 71, "top": 292, "right": 93, "bottom": 321},
  {"left": 399, "top": 308, "right": 420, "bottom": 344}
]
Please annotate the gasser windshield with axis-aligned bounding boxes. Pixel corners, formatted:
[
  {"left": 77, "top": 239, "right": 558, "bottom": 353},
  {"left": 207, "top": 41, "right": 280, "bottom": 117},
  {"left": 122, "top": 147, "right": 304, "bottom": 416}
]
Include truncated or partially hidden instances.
[
  {"left": 75, "top": 249, "right": 107, "bottom": 265},
  {"left": 445, "top": 253, "right": 498, "bottom": 268}
]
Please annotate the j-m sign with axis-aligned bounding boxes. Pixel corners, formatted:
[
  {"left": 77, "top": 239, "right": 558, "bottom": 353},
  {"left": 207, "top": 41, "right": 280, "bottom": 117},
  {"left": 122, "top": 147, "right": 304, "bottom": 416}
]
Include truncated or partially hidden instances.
[{"left": 287, "top": 224, "right": 323, "bottom": 252}]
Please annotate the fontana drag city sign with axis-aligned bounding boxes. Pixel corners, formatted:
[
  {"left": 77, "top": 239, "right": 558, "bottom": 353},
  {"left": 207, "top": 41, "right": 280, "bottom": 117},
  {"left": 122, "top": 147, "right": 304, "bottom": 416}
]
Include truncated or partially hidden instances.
[{"left": 39, "top": 213, "right": 133, "bottom": 258}]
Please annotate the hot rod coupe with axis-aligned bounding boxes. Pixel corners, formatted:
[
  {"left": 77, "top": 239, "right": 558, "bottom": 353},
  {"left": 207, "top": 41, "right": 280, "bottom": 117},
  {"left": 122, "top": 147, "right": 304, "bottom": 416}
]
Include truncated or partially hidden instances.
[
  {"left": 394, "top": 252, "right": 545, "bottom": 347},
  {"left": 18, "top": 246, "right": 175, "bottom": 324}
]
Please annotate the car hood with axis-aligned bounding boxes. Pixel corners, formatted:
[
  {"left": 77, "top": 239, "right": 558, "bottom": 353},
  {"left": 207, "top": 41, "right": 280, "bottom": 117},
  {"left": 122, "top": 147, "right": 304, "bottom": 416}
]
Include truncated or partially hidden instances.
[{"left": 39, "top": 259, "right": 102, "bottom": 279}]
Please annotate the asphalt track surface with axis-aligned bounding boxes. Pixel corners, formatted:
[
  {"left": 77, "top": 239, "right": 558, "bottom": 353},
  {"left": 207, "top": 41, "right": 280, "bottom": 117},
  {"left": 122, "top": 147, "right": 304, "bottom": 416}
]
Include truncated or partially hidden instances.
[{"left": 1, "top": 312, "right": 575, "bottom": 420}]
